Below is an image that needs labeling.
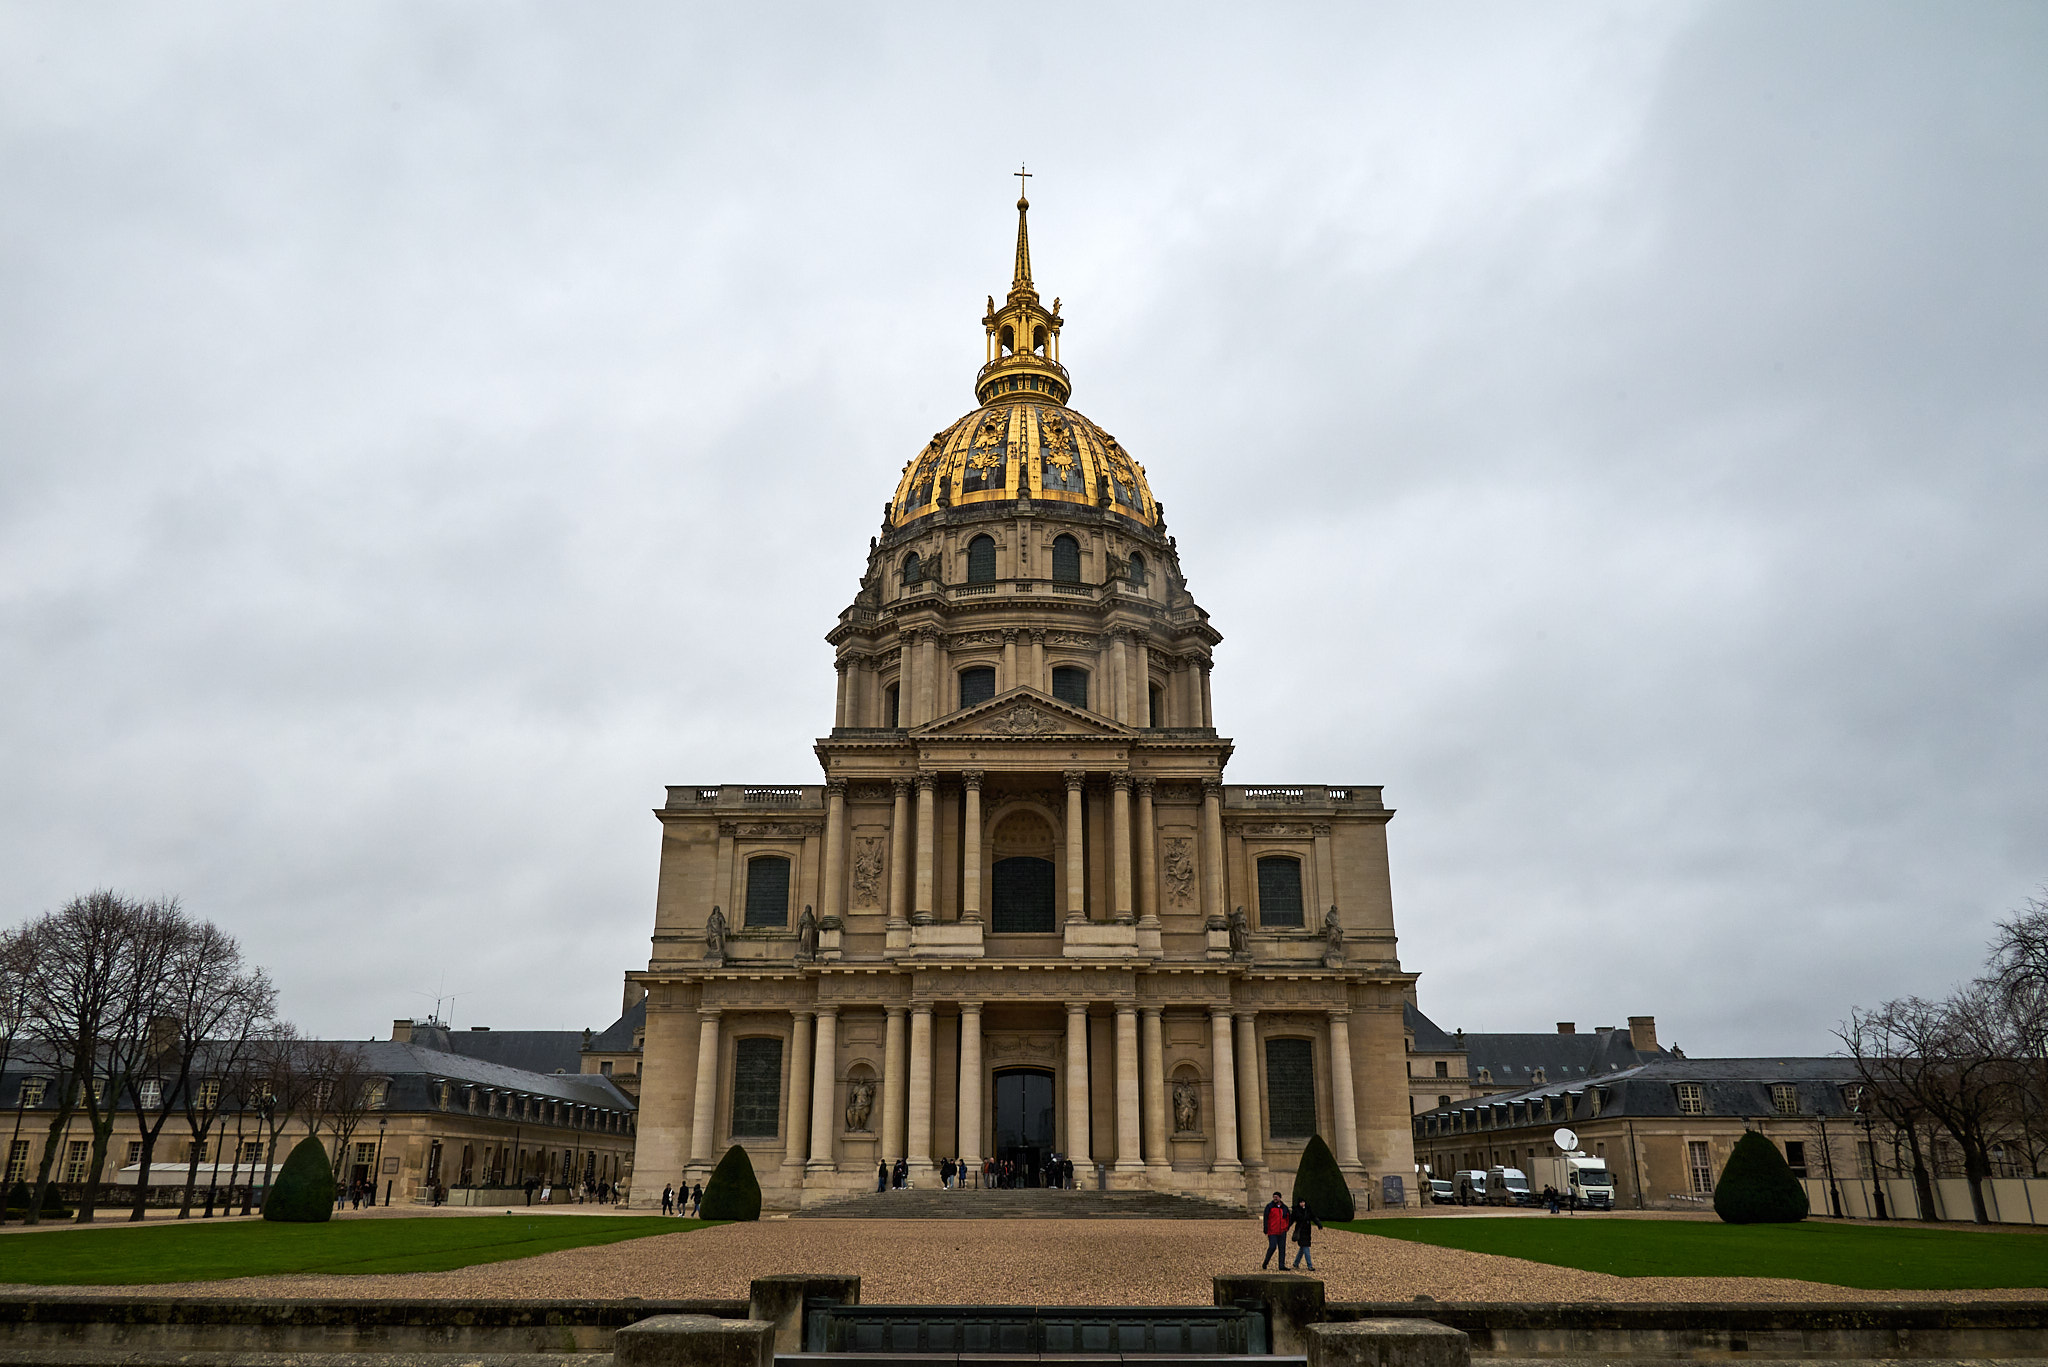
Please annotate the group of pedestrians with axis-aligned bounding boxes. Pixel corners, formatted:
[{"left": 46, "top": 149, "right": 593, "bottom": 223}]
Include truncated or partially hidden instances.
[
  {"left": 871, "top": 1155, "right": 1081, "bottom": 1191},
  {"left": 1259, "top": 1191, "right": 1324, "bottom": 1270},
  {"left": 660, "top": 1181, "right": 704, "bottom": 1216}
]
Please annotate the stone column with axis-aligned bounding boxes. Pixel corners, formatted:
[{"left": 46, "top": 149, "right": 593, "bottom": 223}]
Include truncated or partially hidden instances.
[
  {"left": 1065, "top": 1003, "right": 1091, "bottom": 1161},
  {"left": 907, "top": 1004, "right": 934, "bottom": 1176},
  {"left": 1312, "top": 823, "right": 1335, "bottom": 930},
  {"left": 1208, "top": 1007, "right": 1240, "bottom": 1172},
  {"left": 913, "top": 773, "right": 937, "bottom": 926},
  {"left": 833, "top": 660, "right": 848, "bottom": 727},
  {"left": 1235, "top": 1011, "right": 1264, "bottom": 1171},
  {"left": 821, "top": 779, "right": 847, "bottom": 922},
  {"left": 807, "top": 1008, "right": 839, "bottom": 1171},
  {"left": 1001, "top": 629, "right": 1018, "bottom": 693},
  {"left": 1114, "top": 1003, "right": 1142, "bottom": 1172},
  {"left": 1063, "top": 770, "right": 1087, "bottom": 924},
  {"left": 1132, "top": 636, "right": 1151, "bottom": 724},
  {"left": 1110, "top": 774, "right": 1134, "bottom": 924},
  {"left": 897, "top": 637, "right": 914, "bottom": 726},
  {"left": 887, "top": 779, "right": 911, "bottom": 933},
  {"left": 1029, "top": 628, "right": 1046, "bottom": 692},
  {"left": 689, "top": 1008, "right": 722, "bottom": 1166},
  {"left": 881, "top": 1006, "right": 907, "bottom": 1163},
  {"left": 1135, "top": 778, "right": 1159, "bottom": 927},
  {"left": 1327, "top": 1009, "right": 1361, "bottom": 1169},
  {"left": 785, "top": 1008, "right": 814, "bottom": 1175},
  {"left": 1106, "top": 629, "right": 1127, "bottom": 723},
  {"left": 919, "top": 628, "right": 940, "bottom": 725},
  {"left": 1141, "top": 1005, "right": 1167, "bottom": 1173},
  {"left": 959, "top": 1003, "right": 983, "bottom": 1168},
  {"left": 1200, "top": 658, "right": 1214, "bottom": 727},
  {"left": 1200, "top": 780, "right": 1226, "bottom": 924},
  {"left": 961, "top": 771, "right": 983, "bottom": 924},
  {"left": 935, "top": 632, "right": 952, "bottom": 715}
]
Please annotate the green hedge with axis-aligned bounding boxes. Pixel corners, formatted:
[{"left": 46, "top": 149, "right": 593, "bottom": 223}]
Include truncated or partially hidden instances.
[
  {"left": 699, "top": 1144, "right": 761, "bottom": 1221},
  {"left": 5, "top": 1180, "right": 69, "bottom": 1219},
  {"left": 1289, "top": 1133, "right": 1354, "bottom": 1221},
  {"left": 261, "top": 1136, "right": 334, "bottom": 1222},
  {"left": 1713, "top": 1130, "right": 1809, "bottom": 1224}
]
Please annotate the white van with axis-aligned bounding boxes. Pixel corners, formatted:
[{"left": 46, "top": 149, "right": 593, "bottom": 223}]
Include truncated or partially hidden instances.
[
  {"left": 1453, "top": 1169, "right": 1489, "bottom": 1205},
  {"left": 1485, "top": 1165, "right": 1536, "bottom": 1206}
]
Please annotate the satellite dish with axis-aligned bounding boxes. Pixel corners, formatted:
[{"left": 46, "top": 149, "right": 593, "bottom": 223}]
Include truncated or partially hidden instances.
[{"left": 1554, "top": 1127, "right": 1578, "bottom": 1152}]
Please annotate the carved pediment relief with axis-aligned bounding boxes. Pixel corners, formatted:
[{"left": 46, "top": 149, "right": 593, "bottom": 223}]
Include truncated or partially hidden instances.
[{"left": 913, "top": 686, "right": 1134, "bottom": 741}]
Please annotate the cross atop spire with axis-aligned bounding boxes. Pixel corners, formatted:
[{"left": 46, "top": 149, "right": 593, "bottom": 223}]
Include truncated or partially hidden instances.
[{"left": 1011, "top": 165, "right": 1034, "bottom": 295}]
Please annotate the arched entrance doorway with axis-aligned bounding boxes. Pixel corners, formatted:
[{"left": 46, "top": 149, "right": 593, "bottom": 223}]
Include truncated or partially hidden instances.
[{"left": 993, "top": 1068, "right": 1057, "bottom": 1186}]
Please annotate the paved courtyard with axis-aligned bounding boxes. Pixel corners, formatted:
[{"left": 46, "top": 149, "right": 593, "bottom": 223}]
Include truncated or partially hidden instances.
[{"left": 7, "top": 1217, "right": 2041, "bottom": 1303}]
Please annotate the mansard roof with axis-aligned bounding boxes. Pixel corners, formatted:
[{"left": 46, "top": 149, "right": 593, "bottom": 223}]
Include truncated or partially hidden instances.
[{"left": 1416, "top": 1056, "right": 1862, "bottom": 1125}]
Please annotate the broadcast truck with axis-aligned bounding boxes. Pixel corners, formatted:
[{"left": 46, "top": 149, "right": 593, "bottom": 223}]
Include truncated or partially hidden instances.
[{"left": 1529, "top": 1127, "right": 1617, "bottom": 1209}]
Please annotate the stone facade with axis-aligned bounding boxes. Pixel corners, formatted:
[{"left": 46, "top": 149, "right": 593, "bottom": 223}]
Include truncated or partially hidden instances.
[{"left": 625, "top": 193, "right": 1416, "bottom": 1210}]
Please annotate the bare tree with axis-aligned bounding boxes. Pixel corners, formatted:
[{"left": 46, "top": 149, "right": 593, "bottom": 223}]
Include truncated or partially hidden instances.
[
  {"left": 169, "top": 936, "right": 275, "bottom": 1220},
  {"left": 305, "top": 1041, "right": 380, "bottom": 1197},
  {"left": 245, "top": 1024, "right": 315, "bottom": 1207}
]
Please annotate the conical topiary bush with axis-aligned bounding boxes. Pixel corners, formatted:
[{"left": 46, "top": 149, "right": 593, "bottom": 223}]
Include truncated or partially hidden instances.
[
  {"left": 1289, "top": 1133, "right": 1355, "bottom": 1221},
  {"left": 7, "top": 1180, "right": 68, "bottom": 1219},
  {"left": 261, "top": 1136, "right": 335, "bottom": 1222},
  {"left": 1713, "top": 1131, "right": 1809, "bottom": 1224},
  {"left": 698, "top": 1144, "right": 761, "bottom": 1221}
]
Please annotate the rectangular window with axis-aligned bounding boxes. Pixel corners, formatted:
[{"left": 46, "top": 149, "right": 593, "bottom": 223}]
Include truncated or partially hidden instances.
[
  {"left": 138, "top": 1079, "right": 162, "bottom": 1110},
  {"left": 959, "top": 667, "right": 997, "bottom": 708},
  {"left": 1771, "top": 1083, "right": 1799, "bottom": 1115},
  {"left": 1051, "top": 666, "right": 1089, "bottom": 709},
  {"left": 5, "top": 1139, "right": 28, "bottom": 1183},
  {"left": 196, "top": 1079, "right": 221, "bottom": 1110},
  {"left": 1687, "top": 1139, "right": 1713, "bottom": 1194},
  {"left": 17, "top": 1078, "right": 44, "bottom": 1107},
  {"left": 1434, "top": 1061, "right": 1448, "bottom": 1078},
  {"left": 600, "top": 1061, "right": 614, "bottom": 1076},
  {"left": 242, "top": 1140, "right": 263, "bottom": 1164},
  {"left": 355, "top": 1142, "right": 376, "bottom": 1166},
  {"left": 1857, "top": 1140, "right": 1876, "bottom": 1176},
  {"left": 124, "top": 1141, "right": 142, "bottom": 1166},
  {"left": 1265, "top": 1038, "right": 1317, "bottom": 1139},
  {"left": 1255, "top": 857, "right": 1305, "bottom": 928},
  {"left": 1675, "top": 1083, "right": 1704, "bottom": 1115},
  {"left": 744, "top": 856, "right": 792, "bottom": 928},
  {"left": 1785, "top": 1140, "right": 1807, "bottom": 1177},
  {"left": 730, "top": 1036, "right": 784, "bottom": 1138},
  {"left": 64, "top": 1140, "right": 91, "bottom": 1183}
]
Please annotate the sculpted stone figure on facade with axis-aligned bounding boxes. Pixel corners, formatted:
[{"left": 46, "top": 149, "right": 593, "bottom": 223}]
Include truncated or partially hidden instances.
[
  {"left": 1228, "top": 907, "right": 1250, "bottom": 957},
  {"left": 796, "top": 905, "right": 818, "bottom": 961},
  {"left": 1172, "top": 1079, "right": 1200, "bottom": 1134},
  {"left": 704, "top": 906, "right": 726, "bottom": 961},
  {"left": 985, "top": 702, "right": 1062, "bottom": 736},
  {"left": 1162, "top": 837, "right": 1196, "bottom": 906},
  {"left": 1324, "top": 906, "right": 1344, "bottom": 966},
  {"left": 844, "top": 1078, "right": 876, "bottom": 1132},
  {"left": 851, "top": 837, "right": 885, "bottom": 906}
]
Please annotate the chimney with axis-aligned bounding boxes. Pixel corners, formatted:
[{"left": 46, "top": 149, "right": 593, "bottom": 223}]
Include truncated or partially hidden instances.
[
  {"left": 391, "top": 1018, "right": 414, "bottom": 1043},
  {"left": 147, "top": 1015, "right": 180, "bottom": 1059},
  {"left": 1629, "top": 1016, "right": 1659, "bottom": 1052},
  {"left": 1595, "top": 1025, "right": 1615, "bottom": 1034},
  {"left": 1556, "top": 1022, "right": 1576, "bottom": 1035}
]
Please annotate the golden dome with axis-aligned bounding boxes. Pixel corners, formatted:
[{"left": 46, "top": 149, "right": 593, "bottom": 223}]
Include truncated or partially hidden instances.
[
  {"left": 889, "top": 177, "right": 1160, "bottom": 529},
  {"left": 890, "top": 399, "right": 1159, "bottom": 526}
]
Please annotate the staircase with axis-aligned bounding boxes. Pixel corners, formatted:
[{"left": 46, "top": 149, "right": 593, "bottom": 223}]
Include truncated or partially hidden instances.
[{"left": 793, "top": 1186, "right": 1246, "bottom": 1220}]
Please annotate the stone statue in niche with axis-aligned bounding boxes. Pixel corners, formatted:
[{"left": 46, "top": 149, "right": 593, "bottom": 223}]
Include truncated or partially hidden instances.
[
  {"left": 1324, "top": 906, "right": 1344, "bottom": 967},
  {"left": 704, "top": 906, "right": 727, "bottom": 961},
  {"left": 1172, "top": 1079, "right": 1200, "bottom": 1134},
  {"left": 844, "top": 1078, "right": 876, "bottom": 1132},
  {"left": 1228, "top": 907, "right": 1250, "bottom": 958},
  {"left": 1162, "top": 838, "right": 1196, "bottom": 907},
  {"left": 852, "top": 837, "right": 885, "bottom": 907},
  {"left": 796, "top": 905, "right": 818, "bottom": 961}
]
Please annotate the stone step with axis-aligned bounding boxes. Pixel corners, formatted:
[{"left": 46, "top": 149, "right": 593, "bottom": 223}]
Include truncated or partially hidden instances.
[{"left": 793, "top": 1187, "right": 1247, "bottom": 1220}]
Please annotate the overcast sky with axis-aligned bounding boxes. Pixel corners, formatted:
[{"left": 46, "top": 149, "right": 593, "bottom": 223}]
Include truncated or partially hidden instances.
[{"left": 4, "top": 3, "right": 2044, "bottom": 1057}]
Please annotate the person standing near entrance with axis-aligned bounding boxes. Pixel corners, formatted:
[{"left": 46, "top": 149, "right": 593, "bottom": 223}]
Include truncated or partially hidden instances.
[
  {"left": 661, "top": 1183, "right": 674, "bottom": 1215},
  {"left": 1260, "top": 1191, "right": 1292, "bottom": 1269}
]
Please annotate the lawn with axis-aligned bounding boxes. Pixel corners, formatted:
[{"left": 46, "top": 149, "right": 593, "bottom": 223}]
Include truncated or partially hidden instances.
[
  {"left": 1338, "top": 1215, "right": 2048, "bottom": 1291},
  {"left": 0, "top": 1215, "right": 709, "bottom": 1286}
]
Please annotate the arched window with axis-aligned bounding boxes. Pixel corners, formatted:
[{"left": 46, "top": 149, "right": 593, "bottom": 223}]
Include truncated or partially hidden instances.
[
  {"left": 743, "top": 855, "right": 791, "bottom": 928},
  {"left": 901, "top": 551, "right": 923, "bottom": 585},
  {"left": 883, "top": 684, "right": 900, "bottom": 729},
  {"left": 1265, "top": 1038, "right": 1317, "bottom": 1138},
  {"left": 999, "top": 324, "right": 1015, "bottom": 355},
  {"left": 1051, "top": 534, "right": 1081, "bottom": 583},
  {"left": 1051, "top": 666, "right": 1088, "bottom": 709},
  {"left": 730, "top": 1036, "right": 783, "bottom": 1137},
  {"left": 1147, "top": 683, "right": 1163, "bottom": 728},
  {"left": 1127, "top": 551, "right": 1146, "bottom": 585},
  {"left": 967, "top": 535, "right": 996, "bottom": 584},
  {"left": 1032, "top": 325, "right": 1047, "bottom": 355},
  {"left": 959, "top": 666, "right": 996, "bottom": 709},
  {"left": 1256, "top": 855, "right": 1305, "bottom": 928}
]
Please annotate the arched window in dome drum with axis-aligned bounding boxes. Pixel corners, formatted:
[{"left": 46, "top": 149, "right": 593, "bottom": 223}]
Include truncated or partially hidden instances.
[
  {"left": 999, "top": 325, "right": 1015, "bottom": 355},
  {"left": 958, "top": 666, "right": 996, "bottom": 709},
  {"left": 1148, "top": 683, "right": 1164, "bottom": 728},
  {"left": 1256, "top": 855, "right": 1305, "bottom": 928},
  {"left": 1051, "top": 535, "right": 1081, "bottom": 583},
  {"left": 1032, "top": 325, "right": 1047, "bottom": 355},
  {"left": 1051, "top": 666, "right": 1088, "bottom": 710},
  {"left": 966, "top": 535, "right": 996, "bottom": 583},
  {"left": 744, "top": 855, "right": 791, "bottom": 928},
  {"left": 901, "top": 551, "right": 922, "bottom": 585},
  {"left": 884, "top": 684, "right": 900, "bottom": 729},
  {"left": 1126, "top": 551, "right": 1146, "bottom": 585}
]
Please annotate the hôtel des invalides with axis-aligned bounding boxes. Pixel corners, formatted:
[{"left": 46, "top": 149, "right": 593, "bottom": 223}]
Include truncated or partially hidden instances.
[{"left": 627, "top": 188, "right": 1416, "bottom": 1210}]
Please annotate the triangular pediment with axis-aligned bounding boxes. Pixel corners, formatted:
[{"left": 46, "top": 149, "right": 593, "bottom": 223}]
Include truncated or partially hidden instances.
[{"left": 912, "top": 686, "right": 1135, "bottom": 740}]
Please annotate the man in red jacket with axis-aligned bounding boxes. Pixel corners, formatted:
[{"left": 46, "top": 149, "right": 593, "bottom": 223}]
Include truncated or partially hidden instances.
[{"left": 1260, "top": 1191, "right": 1293, "bottom": 1268}]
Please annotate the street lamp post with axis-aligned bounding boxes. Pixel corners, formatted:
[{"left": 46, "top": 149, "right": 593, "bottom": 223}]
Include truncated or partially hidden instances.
[
  {"left": 1852, "top": 1085, "right": 1888, "bottom": 1220},
  {"left": 372, "top": 1117, "right": 387, "bottom": 1207}
]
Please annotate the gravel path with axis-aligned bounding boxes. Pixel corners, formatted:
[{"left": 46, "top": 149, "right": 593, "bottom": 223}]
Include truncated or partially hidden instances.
[{"left": 4, "top": 1218, "right": 2041, "bottom": 1304}]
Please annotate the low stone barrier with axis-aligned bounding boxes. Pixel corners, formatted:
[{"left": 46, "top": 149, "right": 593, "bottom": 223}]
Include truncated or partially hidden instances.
[
  {"left": 1306, "top": 1320, "right": 1468, "bottom": 1367},
  {"left": 614, "top": 1314, "right": 772, "bottom": 1367}
]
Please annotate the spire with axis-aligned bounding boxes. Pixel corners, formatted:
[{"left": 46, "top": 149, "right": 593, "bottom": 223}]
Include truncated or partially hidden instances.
[{"left": 1011, "top": 165, "right": 1034, "bottom": 297}]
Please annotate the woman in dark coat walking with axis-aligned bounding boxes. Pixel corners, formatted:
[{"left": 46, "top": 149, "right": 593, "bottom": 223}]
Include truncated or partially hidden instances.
[{"left": 1290, "top": 1197, "right": 1324, "bottom": 1271}]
